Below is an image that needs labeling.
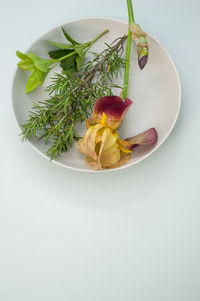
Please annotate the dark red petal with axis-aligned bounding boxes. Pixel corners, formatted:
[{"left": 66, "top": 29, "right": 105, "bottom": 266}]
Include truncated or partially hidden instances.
[{"left": 94, "top": 95, "right": 132, "bottom": 120}]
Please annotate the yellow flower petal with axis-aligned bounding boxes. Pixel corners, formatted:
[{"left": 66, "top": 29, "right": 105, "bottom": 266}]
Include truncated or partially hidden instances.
[
  {"left": 100, "top": 142, "right": 121, "bottom": 168},
  {"left": 119, "top": 145, "right": 132, "bottom": 154},
  {"left": 102, "top": 129, "right": 118, "bottom": 151},
  {"left": 110, "top": 152, "right": 131, "bottom": 169},
  {"left": 78, "top": 124, "right": 103, "bottom": 160},
  {"left": 96, "top": 128, "right": 110, "bottom": 169},
  {"left": 86, "top": 156, "right": 100, "bottom": 170},
  {"left": 118, "top": 139, "right": 132, "bottom": 153}
]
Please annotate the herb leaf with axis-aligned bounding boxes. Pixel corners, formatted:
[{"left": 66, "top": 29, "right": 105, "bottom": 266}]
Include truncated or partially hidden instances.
[
  {"left": 26, "top": 52, "right": 56, "bottom": 72},
  {"left": 73, "top": 46, "right": 85, "bottom": 71},
  {"left": 48, "top": 49, "right": 72, "bottom": 59},
  {"left": 60, "top": 55, "right": 77, "bottom": 73},
  {"left": 16, "top": 51, "right": 29, "bottom": 60},
  {"left": 76, "top": 55, "right": 84, "bottom": 72},
  {"left": 16, "top": 50, "right": 53, "bottom": 93},
  {"left": 16, "top": 51, "right": 35, "bottom": 71},
  {"left": 17, "top": 58, "right": 35, "bottom": 71},
  {"left": 26, "top": 71, "right": 39, "bottom": 93},
  {"left": 48, "top": 49, "right": 77, "bottom": 73},
  {"left": 16, "top": 29, "right": 108, "bottom": 93},
  {"left": 26, "top": 69, "right": 49, "bottom": 93},
  {"left": 61, "top": 27, "right": 80, "bottom": 45},
  {"left": 74, "top": 46, "right": 84, "bottom": 57},
  {"left": 46, "top": 40, "right": 74, "bottom": 49}
]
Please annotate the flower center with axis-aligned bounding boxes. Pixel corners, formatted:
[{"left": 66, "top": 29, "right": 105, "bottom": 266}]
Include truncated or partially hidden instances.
[{"left": 100, "top": 112, "right": 107, "bottom": 127}]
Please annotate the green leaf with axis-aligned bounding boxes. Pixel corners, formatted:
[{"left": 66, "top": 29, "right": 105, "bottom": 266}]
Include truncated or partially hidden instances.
[
  {"left": 74, "top": 46, "right": 84, "bottom": 57},
  {"left": 48, "top": 49, "right": 72, "bottom": 59},
  {"left": 62, "top": 64, "right": 76, "bottom": 75},
  {"left": 46, "top": 40, "right": 74, "bottom": 50},
  {"left": 38, "top": 70, "right": 49, "bottom": 86},
  {"left": 74, "top": 46, "right": 86, "bottom": 71},
  {"left": 26, "top": 69, "right": 49, "bottom": 93},
  {"left": 76, "top": 55, "right": 84, "bottom": 71},
  {"left": 26, "top": 52, "right": 56, "bottom": 72},
  {"left": 61, "top": 27, "right": 80, "bottom": 45},
  {"left": 60, "top": 55, "right": 77, "bottom": 73},
  {"left": 26, "top": 71, "right": 40, "bottom": 93},
  {"left": 16, "top": 51, "right": 28, "bottom": 60},
  {"left": 18, "top": 58, "right": 35, "bottom": 71}
]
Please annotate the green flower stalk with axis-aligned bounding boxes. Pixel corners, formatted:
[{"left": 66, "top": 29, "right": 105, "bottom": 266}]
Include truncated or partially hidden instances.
[{"left": 123, "top": 0, "right": 149, "bottom": 100}]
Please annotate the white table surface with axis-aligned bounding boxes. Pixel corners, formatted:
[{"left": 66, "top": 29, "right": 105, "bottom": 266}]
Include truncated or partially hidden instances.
[{"left": 1, "top": 0, "right": 200, "bottom": 300}]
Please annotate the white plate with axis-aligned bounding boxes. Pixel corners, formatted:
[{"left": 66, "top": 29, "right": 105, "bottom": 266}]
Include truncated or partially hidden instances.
[{"left": 12, "top": 18, "right": 181, "bottom": 172}]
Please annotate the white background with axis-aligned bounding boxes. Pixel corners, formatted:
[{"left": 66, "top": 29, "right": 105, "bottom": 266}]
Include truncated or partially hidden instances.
[{"left": 1, "top": 0, "right": 200, "bottom": 300}]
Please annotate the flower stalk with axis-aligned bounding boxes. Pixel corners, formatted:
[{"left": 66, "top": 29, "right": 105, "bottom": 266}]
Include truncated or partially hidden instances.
[
  {"left": 122, "top": 0, "right": 135, "bottom": 100},
  {"left": 123, "top": 0, "right": 149, "bottom": 100},
  {"left": 77, "top": 0, "right": 156, "bottom": 170}
]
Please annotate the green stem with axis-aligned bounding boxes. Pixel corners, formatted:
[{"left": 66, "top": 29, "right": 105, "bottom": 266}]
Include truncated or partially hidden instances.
[
  {"left": 91, "top": 29, "right": 109, "bottom": 45},
  {"left": 122, "top": 30, "right": 132, "bottom": 100},
  {"left": 58, "top": 50, "right": 76, "bottom": 62},
  {"left": 57, "top": 51, "right": 76, "bottom": 62},
  {"left": 127, "top": 0, "right": 135, "bottom": 23},
  {"left": 58, "top": 29, "right": 109, "bottom": 62},
  {"left": 84, "top": 29, "right": 109, "bottom": 54},
  {"left": 122, "top": 0, "right": 135, "bottom": 100}
]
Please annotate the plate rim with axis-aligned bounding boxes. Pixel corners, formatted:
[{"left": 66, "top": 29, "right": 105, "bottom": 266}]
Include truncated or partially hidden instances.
[{"left": 12, "top": 17, "right": 181, "bottom": 173}]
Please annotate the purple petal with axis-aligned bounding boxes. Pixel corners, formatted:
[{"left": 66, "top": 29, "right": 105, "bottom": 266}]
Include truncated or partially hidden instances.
[
  {"left": 139, "top": 55, "right": 148, "bottom": 70},
  {"left": 125, "top": 128, "right": 158, "bottom": 149}
]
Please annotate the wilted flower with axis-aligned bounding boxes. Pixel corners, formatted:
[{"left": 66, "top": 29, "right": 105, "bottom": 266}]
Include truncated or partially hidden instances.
[{"left": 78, "top": 96, "right": 158, "bottom": 170}]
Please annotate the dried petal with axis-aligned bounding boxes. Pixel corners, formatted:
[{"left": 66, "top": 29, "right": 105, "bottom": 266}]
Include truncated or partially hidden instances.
[
  {"left": 97, "top": 128, "right": 120, "bottom": 168},
  {"left": 110, "top": 152, "right": 131, "bottom": 169},
  {"left": 79, "top": 125, "right": 121, "bottom": 170},
  {"left": 100, "top": 143, "right": 121, "bottom": 168},
  {"left": 125, "top": 128, "right": 158, "bottom": 149},
  {"left": 78, "top": 124, "right": 103, "bottom": 160},
  {"left": 101, "top": 129, "right": 118, "bottom": 151}
]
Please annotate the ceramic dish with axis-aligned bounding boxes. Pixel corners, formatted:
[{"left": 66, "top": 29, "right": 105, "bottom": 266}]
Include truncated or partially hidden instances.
[{"left": 12, "top": 18, "right": 181, "bottom": 172}]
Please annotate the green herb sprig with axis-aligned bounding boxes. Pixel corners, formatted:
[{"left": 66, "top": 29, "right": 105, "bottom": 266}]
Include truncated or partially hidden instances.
[
  {"left": 16, "top": 28, "right": 108, "bottom": 93},
  {"left": 21, "top": 35, "right": 127, "bottom": 159}
]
